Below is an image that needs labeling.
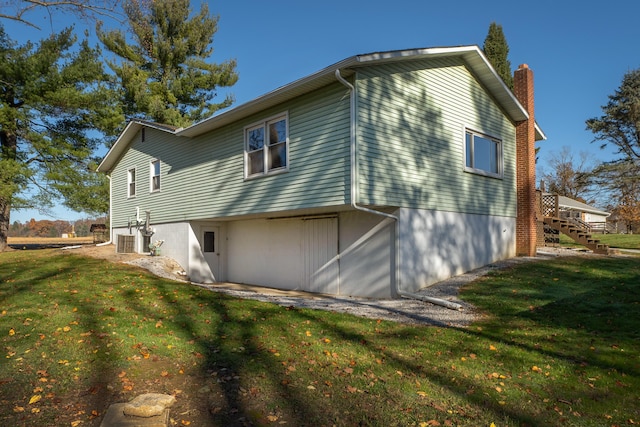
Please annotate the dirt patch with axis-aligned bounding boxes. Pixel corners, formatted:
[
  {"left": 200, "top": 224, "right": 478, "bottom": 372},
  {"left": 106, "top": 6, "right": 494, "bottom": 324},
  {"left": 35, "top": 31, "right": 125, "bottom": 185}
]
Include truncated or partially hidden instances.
[{"left": 62, "top": 244, "right": 188, "bottom": 282}]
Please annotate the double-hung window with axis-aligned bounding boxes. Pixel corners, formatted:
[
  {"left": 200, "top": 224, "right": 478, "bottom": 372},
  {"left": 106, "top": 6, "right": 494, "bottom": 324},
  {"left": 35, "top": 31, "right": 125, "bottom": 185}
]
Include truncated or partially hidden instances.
[
  {"left": 464, "top": 129, "right": 502, "bottom": 178},
  {"left": 245, "top": 114, "right": 288, "bottom": 178},
  {"left": 127, "top": 168, "right": 136, "bottom": 197},
  {"left": 150, "top": 159, "right": 161, "bottom": 191}
]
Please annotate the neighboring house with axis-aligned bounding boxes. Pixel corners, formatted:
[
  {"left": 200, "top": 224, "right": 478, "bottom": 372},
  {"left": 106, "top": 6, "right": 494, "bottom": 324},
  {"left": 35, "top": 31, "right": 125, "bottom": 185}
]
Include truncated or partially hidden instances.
[
  {"left": 540, "top": 193, "right": 610, "bottom": 225},
  {"left": 97, "top": 45, "right": 545, "bottom": 298},
  {"left": 543, "top": 194, "right": 611, "bottom": 233},
  {"left": 556, "top": 195, "right": 610, "bottom": 224}
]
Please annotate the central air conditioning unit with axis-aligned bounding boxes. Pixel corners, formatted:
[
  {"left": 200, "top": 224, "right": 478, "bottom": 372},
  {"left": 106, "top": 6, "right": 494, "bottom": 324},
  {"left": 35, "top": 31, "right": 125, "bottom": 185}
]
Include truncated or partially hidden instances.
[{"left": 116, "top": 234, "right": 135, "bottom": 253}]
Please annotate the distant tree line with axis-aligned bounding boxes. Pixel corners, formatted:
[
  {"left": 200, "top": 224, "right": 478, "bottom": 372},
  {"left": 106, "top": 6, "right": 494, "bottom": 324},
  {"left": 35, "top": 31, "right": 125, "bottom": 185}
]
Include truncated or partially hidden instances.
[{"left": 8, "top": 218, "right": 107, "bottom": 238}]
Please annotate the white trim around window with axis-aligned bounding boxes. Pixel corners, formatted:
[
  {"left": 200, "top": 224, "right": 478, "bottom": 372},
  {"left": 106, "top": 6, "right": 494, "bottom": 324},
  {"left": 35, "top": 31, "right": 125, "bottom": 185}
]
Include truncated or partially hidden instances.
[
  {"left": 463, "top": 128, "right": 503, "bottom": 178},
  {"left": 150, "top": 159, "right": 161, "bottom": 192},
  {"left": 127, "top": 167, "right": 136, "bottom": 198},
  {"left": 244, "top": 112, "right": 289, "bottom": 179}
]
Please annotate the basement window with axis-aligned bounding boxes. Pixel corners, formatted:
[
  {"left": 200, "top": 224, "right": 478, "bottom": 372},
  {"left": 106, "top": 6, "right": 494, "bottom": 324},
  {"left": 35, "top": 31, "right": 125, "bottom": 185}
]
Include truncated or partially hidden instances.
[
  {"left": 464, "top": 129, "right": 502, "bottom": 178},
  {"left": 245, "top": 113, "right": 288, "bottom": 178}
]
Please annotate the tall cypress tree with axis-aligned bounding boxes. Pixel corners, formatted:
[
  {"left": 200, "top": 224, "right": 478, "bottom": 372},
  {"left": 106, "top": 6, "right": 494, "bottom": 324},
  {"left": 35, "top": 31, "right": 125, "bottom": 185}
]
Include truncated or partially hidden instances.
[
  {"left": 98, "top": 0, "right": 238, "bottom": 128},
  {"left": 483, "top": 22, "right": 513, "bottom": 90}
]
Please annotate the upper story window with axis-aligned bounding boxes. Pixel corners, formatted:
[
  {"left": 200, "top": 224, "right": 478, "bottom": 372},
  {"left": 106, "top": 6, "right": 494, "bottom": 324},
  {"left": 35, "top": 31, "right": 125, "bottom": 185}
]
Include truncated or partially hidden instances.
[
  {"left": 245, "top": 113, "right": 288, "bottom": 178},
  {"left": 150, "top": 159, "right": 161, "bottom": 191},
  {"left": 127, "top": 168, "right": 136, "bottom": 197},
  {"left": 464, "top": 129, "right": 502, "bottom": 178}
]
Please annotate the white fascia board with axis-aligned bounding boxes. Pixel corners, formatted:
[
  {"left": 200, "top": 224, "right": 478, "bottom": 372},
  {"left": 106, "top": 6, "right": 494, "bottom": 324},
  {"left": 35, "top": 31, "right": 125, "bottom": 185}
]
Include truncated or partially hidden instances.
[{"left": 535, "top": 122, "right": 547, "bottom": 141}]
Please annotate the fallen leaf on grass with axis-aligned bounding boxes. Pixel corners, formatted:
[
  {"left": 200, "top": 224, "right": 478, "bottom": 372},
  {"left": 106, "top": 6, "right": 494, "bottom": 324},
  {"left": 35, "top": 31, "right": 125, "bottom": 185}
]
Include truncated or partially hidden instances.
[
  {"left": 29, "top": 395, "right": 42, "bottom": 404},
  {"left": 9, "top": 328, "right": 15, "bottom": 336}
]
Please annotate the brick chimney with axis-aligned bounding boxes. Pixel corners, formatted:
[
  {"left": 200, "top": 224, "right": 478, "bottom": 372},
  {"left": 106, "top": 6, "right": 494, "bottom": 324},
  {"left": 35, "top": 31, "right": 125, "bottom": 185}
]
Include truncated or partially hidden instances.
[{"left": 513, "top": 64, "right": 537, "bottom": 257}]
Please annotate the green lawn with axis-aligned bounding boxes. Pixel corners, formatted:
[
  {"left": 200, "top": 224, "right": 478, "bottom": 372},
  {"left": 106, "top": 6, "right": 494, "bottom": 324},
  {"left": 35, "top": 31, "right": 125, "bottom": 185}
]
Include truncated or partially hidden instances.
[{"left": 1, "top": 249, "right": 639, "bottom": 426}]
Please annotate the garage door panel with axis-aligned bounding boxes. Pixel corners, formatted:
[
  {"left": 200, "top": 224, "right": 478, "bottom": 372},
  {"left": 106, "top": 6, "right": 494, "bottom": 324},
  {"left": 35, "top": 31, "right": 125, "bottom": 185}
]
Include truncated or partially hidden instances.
[{"left": 303, "top": 217, "right": 339, "bottom": 294}]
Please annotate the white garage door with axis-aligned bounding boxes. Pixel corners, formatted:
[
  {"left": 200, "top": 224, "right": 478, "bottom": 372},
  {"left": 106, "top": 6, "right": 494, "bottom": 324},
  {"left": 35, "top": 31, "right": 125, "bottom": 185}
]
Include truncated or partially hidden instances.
[
  {"left": 302, "top": 217, "right": 339, "bottom": 294},
  {"left": 227, "top": 217, "right": 339, "bottom": 294}
]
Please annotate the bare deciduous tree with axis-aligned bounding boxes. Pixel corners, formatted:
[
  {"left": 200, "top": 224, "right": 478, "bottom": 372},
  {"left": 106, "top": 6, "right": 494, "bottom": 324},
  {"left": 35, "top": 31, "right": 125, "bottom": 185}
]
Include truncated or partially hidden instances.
[
  {"left": 0, "top": 0, "right": 121, "bottom": 29},
  {"left": 538, "top": 146, "right": 596, "bottom": 203}
]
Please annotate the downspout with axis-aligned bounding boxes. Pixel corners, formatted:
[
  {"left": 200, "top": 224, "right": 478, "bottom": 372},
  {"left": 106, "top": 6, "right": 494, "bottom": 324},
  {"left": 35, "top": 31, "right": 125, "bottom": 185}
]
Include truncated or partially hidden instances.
[
  {"left": 96, "top": 174, "right": 113, "bottom": 247},
  {"left": 334, "top": 69, "right": 461, "bottom": 311}
]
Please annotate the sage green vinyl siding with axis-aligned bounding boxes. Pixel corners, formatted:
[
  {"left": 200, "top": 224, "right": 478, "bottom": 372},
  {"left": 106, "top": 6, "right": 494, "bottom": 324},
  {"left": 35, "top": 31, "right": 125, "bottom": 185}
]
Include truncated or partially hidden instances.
[
  {"left": 356, "top": 57, "right": 517, "bottom": 217},
  {"left": 110, "top": 83, "right": 351, "bottom": 227}
]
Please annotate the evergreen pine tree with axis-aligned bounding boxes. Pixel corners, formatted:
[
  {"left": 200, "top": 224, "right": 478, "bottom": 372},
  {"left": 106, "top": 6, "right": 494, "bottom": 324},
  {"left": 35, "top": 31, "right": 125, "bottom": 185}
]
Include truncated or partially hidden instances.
[
  {"left": 0, "top": 26, "right": 121, "bottom": 251},
  {"left": 98, "top": 0, "right": 239, "bottom": 128}
]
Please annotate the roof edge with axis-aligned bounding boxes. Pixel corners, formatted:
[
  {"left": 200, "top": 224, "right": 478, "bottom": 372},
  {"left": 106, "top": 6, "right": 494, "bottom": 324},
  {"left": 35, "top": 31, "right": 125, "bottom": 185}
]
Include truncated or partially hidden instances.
[
  {"left": 97, "top": 120, "right": 178, "bottom": 173},
  {"left": 178, "top": 45, "right": 536, "bottom": 138}
]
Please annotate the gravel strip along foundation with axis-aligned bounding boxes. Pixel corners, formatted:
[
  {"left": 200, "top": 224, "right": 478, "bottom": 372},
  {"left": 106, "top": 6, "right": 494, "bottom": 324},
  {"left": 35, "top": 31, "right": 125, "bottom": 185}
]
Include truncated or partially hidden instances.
[{"left": 121, "top": 246, "right": 600, "bottom": 327}]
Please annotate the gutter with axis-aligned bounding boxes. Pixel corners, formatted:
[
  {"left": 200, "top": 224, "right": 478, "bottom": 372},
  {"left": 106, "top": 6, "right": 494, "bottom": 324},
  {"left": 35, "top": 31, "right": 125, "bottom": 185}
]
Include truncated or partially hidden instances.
[{"left": 334, "top": 69, "right": 461, "bottom": 311}]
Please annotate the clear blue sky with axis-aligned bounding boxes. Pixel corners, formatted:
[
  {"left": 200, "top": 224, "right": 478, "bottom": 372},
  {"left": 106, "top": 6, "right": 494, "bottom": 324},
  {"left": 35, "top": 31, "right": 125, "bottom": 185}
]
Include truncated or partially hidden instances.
[{"left": 7, "top": 0, "right": 639, "bottom": 222}]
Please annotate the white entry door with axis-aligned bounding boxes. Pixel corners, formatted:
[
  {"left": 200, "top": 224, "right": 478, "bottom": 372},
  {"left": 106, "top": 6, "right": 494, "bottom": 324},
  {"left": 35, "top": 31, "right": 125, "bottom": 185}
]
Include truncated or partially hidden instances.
[{"left": 202, "top": 227, "right": 220, "bottom": 281}]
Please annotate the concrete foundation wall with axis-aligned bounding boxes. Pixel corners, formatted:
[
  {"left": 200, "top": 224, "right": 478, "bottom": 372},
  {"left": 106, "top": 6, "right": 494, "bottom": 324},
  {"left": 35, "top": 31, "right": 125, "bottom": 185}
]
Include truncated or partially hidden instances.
[
  {"left": 398, "top": 208, "right": 516, "bottom": 293},
  {"left": 112, "top": 208, "right": 515, "bottom": 299}
]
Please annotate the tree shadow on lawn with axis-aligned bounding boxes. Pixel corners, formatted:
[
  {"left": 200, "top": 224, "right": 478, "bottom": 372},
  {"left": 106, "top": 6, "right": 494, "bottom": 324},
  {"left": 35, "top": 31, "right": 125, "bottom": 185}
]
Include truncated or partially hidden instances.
[
  {"left": 4, "top": 251, "right": 638, "bottom": 426},
  {"left": 81, "top": 254, "right": 640, "bottom": 426},
  {"left": 462, "top": 256, "right": 640, "bottom": 370},
  {"left": 48, "top": 263, "right": 514, "bottom": 426},
  {"left": 114, "top": 278, "right": 545, "bottom": 426}
]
